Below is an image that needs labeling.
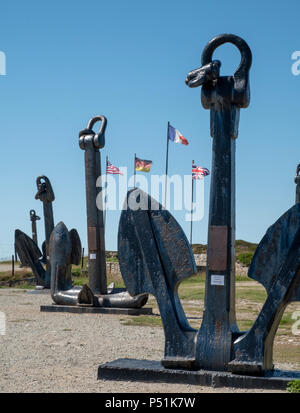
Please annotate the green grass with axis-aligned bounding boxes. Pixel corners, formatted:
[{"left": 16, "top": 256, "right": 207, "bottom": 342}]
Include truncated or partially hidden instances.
[
  {"left": 120, "top": 315, "right": 162, "bottom": 327},
  {"left": 192, "top": 239, "right": 258, "bottom": 259},
  {"left": 177, "top": 275, "right": 264, "bottom": 302},
  {"left": 236, "top": 275, "right": 252, "bottom": 281},
  {"left": 0, "top": 270, "right": 33, "bottom": 282},
  {"left": 106, "top": 256, "right": 118, "bottom": 263},
  {"left": 72, "top": 271, "right": 125, "bottom": 289},
  {"left": 235, "top": 240, "right": 258, "bottom": 254},
  {"left": 11, "top": 283, "right": 35, "bottom": 289},
  {"left": 236, "top": 286, "right": 267, "bottom": 303},
  {"left": 191, "top": 244, "right": 207, "bottom": 254},
  {"left": 287, "top": 380, "right": 300, "bottom": 393},
  {"left": 237, "top": 252, "right": 254, "bottom": 267}
]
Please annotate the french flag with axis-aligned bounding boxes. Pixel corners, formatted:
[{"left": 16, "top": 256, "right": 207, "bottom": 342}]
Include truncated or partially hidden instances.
[{"left": 168, "top": 124, "right": 189, "bottom": 146}]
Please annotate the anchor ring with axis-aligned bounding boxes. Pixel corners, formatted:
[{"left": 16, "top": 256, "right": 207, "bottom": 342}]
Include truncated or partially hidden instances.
[{"left": 79, "top": 115, "right": 107, "bottom": 150}]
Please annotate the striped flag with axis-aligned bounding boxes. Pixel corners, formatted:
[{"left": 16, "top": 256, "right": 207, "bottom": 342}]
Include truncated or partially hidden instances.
[
  {"left": 135, "top": 157, "right": 153, "bottom": 172},
  {"left": 192, "top": 164, "right": 210, "bottom": 179},
  {"left": 106, "top": 160, "right": 123, "bottom": 175},
  {"left": 168, "top": 124, "right": 189, "bottom": 146}
]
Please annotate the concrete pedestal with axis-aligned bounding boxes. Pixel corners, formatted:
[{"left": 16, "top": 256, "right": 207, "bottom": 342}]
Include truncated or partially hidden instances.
[
  {"left": 40, "top": 305, "right": 152, "bottom": 316},
  {"left": 98, "top": 358, "right": 300, "bottom": 390}
]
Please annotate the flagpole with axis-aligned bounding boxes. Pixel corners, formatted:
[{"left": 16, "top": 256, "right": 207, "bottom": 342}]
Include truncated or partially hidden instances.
[
  {"left": 190, "top": 159, "right": 194, "bottom": 246},
  {"left": 134, "top": 153, "right": 136, "bottom": 188},
  {"left": 164, "top": 121, "right": 170, "bottom": 207},
  {"left": 103, "top": 155, "right": 108, "bottom": 227}
]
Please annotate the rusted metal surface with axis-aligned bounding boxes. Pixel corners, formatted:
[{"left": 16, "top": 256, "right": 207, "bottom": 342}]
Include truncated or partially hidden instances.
[
  {"left": 207, "top": 226, "right": 228, "bottom": 271},
  {"left": 88, "top": 226, "right": 98, "bottom": 251}
]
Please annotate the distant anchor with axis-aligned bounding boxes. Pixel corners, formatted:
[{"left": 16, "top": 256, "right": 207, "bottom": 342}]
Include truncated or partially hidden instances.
[{"left": 30, "top": 209, "right": 40, "bottom": 245}]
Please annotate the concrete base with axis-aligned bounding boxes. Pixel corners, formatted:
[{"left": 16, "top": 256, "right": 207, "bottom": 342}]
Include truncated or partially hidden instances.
[
  {"left": 40, "top": 305, "right": 153, "bottom": 316},
  {"left": 98, "top": 358, "right": 300, "bottom": 390}
]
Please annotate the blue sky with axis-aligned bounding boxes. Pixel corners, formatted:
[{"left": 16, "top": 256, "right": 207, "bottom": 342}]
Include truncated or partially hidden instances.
[{"left": 0, "top": 0, "right": 300, "bottom": 257}]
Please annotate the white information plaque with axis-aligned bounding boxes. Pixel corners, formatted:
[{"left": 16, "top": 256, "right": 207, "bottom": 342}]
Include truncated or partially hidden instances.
[{"left": 211, "top": 275, "right": 225, "bottom": 286}]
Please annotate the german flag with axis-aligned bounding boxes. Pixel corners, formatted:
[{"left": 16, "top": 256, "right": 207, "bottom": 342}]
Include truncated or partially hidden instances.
[{"left": 135, "top": 157, "right": 153, "bottom": 172}]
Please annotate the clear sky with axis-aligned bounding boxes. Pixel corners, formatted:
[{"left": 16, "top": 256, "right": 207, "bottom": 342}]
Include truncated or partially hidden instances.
[{"left": 0, "top": 0, "right": 299, "bottom": 258}]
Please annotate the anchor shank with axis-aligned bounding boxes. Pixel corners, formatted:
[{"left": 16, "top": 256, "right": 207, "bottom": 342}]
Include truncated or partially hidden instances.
[
  {"left": 207, "top": 103, "right": 238, "bottom": 319},
  {"left": 42, "top": 201, "right": 54, "bottom": 277},
  {"left": 195, "top": 78, "right": 240, "bottom": 370},
  {"left": 31, "top": 220, "right": 38, "bottom": 245},
  {"left": 84, "top": 145, "right": 107, "bottom": 295},
  {"left": 43, "top": 201, "right": 54, "bottom": 247}
]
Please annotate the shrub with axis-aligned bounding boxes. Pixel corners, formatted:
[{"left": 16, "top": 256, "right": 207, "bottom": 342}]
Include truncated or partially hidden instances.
[
  {"left": 286, "top": 379, "right": 300, "bottom": 393},
  {"left": 237, "top": 252, "right": 254, "bottom": 267}
]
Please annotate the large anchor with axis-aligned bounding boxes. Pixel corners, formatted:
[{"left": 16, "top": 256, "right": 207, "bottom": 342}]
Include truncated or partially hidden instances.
[
  {"left": 185, "top": 33, "right": 252, "bottom": 370},
  {"left": 15, "top": 175, "right": 81, "bottom": 290},
  {"left": 76, "top": 116, "right": 148, "bottom": 308},
  {"left": 47, "top": 116, "right": 148, "bottom": 308},
  {"left": 116, "top": 34, "right": 300, "bottom": 376},
  {"left": 14, "top": 176, "right": 55, "bottom": 288},
  {"left": 187, "top": 34, "right": 299, "bottom": 374},
  {"left": 79, "top": 116, "right": 108, "bottom": 295},
  {"left": 35, "top": 175, "right": 55, "bottom": 269}
]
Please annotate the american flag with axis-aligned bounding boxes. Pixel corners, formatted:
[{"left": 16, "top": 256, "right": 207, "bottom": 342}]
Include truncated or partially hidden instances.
[
  {"left": 192, "top": 164, "right": 210, "bottom": 180},
  {"left": 106, "top": 160, "right": 123, "bottom": 175}
]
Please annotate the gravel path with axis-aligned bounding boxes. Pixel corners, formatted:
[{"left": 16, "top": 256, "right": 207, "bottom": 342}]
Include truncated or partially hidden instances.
[{"left": 0, "top": 289, "right": 285, "bottom": 393}]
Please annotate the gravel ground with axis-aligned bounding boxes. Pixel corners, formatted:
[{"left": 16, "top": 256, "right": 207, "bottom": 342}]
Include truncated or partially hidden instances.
[{"left": 0, "top": 289, "right": 286, "bottom": 393}]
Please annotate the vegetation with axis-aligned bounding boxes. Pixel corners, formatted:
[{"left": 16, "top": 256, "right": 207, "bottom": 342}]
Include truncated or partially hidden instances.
[
  {"left": 121, "top": 315, "right": 162, "bottom": 327},
  {"left": 286, "top": 380, "right": 300, "bottom": 393},
  {"left": 191, "top": 243, "right": 207, "bottom": 254},
  {"left": 120, "top": 274, "right": 300, "bottom": 372},
  {"left": 192, "top": 240, "right": 258, "bottom": 268},
  {"left": 235, "top": 239, "right": 258, "bottom": 254},
  {"left": 1, "top": 246, "right": 299, "bottom": 373},
  {"left": 236, "top": 252, "right": 254, "bottom": 267}
]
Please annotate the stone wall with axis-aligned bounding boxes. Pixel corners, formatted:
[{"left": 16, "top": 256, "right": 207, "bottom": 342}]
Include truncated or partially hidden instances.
[
  {"left": 194, "top": 253, "right": 248, "bottom": 276},
  {"left": 106, "top": 262, "right": 123, "bottom": 284},
  {"left": 105, "top": 253, "right": 249, "bottom": 282}
]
